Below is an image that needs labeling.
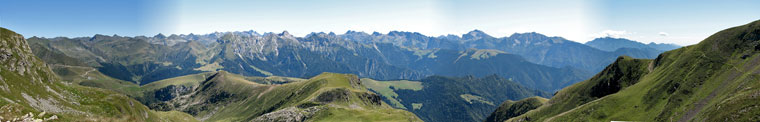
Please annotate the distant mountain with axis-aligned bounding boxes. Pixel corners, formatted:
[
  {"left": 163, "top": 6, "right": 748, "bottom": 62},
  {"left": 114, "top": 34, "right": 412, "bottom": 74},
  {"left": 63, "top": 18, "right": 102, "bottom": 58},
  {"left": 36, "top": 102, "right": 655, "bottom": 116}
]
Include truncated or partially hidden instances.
[
  {"left": 343, "top": 31, "right": 665, "bottom": 73},
  {"left": 0, "top": 27, "right": 195, "bottom": 121},
  {"left": 32, "top": 30, "right": 664, "bottom": 86},
  {"left": 363, "top": 75, "right": 549, "bottom": 122},
  {"left": 646, "top": 42, "right": 681, "bottom": 51},
  {"left": 500, "top": 19, "right": 760, "bottom": 121},
  {"left": 400, "top": 49, "right": 589, "bottom": 91},
  {"left": 585, "top": 37, "right": 681, "bottom": 52},
  {"left": 464, "top": 32, "right": 660, "bottom": 72}
]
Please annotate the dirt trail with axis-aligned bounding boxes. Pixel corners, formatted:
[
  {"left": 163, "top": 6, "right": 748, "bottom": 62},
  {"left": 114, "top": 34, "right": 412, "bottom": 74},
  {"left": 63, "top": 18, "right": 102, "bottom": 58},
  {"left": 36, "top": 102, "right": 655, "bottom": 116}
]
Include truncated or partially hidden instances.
[
  {"left": 51, "top": 64, "right": 97, "bottom": 79},
  {"left": 81, "top": 68, "right": 96, "bottom": 78},
  {"left": 257, "top": 85, "right": 277, "bottom": 99},
  {"left": 647, "top": 60, "right": 654, "bottom": 72},
  {"left": 544, "top": 95, "right": 610, "bottom": 122}
]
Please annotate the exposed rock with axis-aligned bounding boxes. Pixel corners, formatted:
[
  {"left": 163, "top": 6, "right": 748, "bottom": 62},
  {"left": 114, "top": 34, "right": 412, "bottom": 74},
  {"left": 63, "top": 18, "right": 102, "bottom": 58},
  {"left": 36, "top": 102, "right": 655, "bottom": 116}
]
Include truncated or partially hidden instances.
[
  {"left": 314, "top": 88, "right": 350, "bottom": 103},
  {"left": 359, "top": 92, "right": 382, "bottom": 106},
  {"left": 154, "top": 85, "right": 193, "bottom": 101},
  {"left": 250, "top": 106, "right": 325, "bottom": 122}
]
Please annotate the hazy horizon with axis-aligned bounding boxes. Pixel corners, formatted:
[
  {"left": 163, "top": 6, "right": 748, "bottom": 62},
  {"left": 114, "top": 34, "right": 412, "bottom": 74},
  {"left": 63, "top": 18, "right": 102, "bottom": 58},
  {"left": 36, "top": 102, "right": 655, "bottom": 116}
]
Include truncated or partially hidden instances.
[{"left": 2, "top": 0, "right": 759, "bottom": 46}]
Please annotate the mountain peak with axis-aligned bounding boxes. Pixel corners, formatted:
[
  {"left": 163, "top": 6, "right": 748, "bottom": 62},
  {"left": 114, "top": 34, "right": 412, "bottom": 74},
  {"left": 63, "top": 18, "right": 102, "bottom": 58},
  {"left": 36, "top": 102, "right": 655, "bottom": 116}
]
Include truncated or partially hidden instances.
[
  {"left": 508, "top": 32, "right": 545, "bottom": 38},
  {"left": 467, "top": 29, "right": 485, "bottom": 34},
  {"left": 345, "top": 30, "right": 366, "bottom": 35},
  {"left": 588, "top": 37, "right": 637, "bottom": 43},
  {"left": 463, "top": 29, "right": 492, "bottom": 39},
  {"left": 585, "top": 37, "right": 656, "bottom": 51},
  {"left": 279, "top": 31, "right": 291, "bottom": 36},
  {"left": 154, "top": 33, "right": 167, "bottom": 38}
]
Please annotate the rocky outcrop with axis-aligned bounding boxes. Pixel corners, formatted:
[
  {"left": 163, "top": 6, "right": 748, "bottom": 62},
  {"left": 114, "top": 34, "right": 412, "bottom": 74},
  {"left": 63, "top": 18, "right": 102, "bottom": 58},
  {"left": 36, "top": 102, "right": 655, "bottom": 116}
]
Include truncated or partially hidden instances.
[{"left": 250, "top": 106, "right": 325, "bottom": 122}]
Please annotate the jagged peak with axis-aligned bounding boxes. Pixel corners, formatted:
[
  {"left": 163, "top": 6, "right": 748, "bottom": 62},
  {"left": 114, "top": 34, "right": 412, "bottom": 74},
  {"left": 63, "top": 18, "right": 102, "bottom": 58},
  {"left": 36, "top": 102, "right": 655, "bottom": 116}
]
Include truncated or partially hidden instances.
[
  {"left": 466, "top": 29, "right": 486, "bottom": 35},
  {"left": 438, "top": 34, "right": 461, "bottom": 40},
  {"left": 508, "top": 32, "right": 547, "bottom": 38},
  {"left": 154, "top": 33, "right": 167, "bottom": 38},
  {"left": 306, "top": 32, "right": 327, "bottom": 37},
  {"left": 279, "top": 31, "right": 291, "bottom": 36},
  {"left": 344, "top": 30, "right": 368, "bottom": 35},
  {"left": 304, "top": 32, "right": 341, "bottom": 41},
  {"left": 387, "top": 31, "right": 406, "bottom": 36},
  {"left": 89, "top": 34, "right": 114, "bottom": 41}
]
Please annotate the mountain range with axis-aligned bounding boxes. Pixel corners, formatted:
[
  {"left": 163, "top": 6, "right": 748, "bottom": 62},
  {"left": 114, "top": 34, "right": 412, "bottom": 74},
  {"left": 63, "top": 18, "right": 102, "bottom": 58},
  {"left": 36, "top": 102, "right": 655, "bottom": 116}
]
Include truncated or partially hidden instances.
[
  {"left": 585, "top": 37, "right": 681, "bottom": 52},
  {"left": 27, "top": 29, "right": 675, "bottom": 92}
]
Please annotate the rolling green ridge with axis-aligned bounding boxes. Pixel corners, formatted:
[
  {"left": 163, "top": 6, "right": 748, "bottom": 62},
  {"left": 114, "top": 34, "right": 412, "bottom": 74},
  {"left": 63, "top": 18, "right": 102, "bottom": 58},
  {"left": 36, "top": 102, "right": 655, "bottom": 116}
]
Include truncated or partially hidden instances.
[
  {"left": 485, "top": 97, "right": 548, "bottom": 122},
  {"left": 139, "top": 71, "right": 421, "bottom": 121},
  {"left": 502, "top": 19, "right": 760, "bottom": 122},
  {"left": 0, "top": 27, "right": 196, "bottom": 121}
]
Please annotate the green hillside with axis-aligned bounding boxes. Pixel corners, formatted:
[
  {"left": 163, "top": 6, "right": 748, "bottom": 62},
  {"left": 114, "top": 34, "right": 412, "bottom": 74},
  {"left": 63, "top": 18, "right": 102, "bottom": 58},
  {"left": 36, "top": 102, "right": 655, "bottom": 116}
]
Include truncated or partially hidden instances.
[
  {"left": 485, "top": 97, "right": 548, "bottom": 122},
  {"left": 139, "top": 71, "right": 421, "bottom": 121},
  {"left": 365, "top": 75, "right": 549, "bottom": 122},
  {"left": 0, "top": 27, "right": 196, "bottom": 121},
  {"left": 503, "top": 20, "right": 760, "bottom": 121}
]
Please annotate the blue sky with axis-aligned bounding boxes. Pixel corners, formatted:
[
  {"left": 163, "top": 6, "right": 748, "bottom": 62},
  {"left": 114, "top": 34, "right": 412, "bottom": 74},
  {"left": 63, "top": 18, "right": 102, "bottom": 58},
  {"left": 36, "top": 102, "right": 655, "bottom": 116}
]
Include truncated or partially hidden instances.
[{"left": 1, "top": 0, "right": 758, "bottom": 45}]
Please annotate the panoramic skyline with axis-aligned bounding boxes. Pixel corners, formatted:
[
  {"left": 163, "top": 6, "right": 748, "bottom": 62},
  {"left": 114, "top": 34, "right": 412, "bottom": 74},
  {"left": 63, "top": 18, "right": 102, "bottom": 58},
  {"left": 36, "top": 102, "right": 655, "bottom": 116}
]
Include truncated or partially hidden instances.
[{"left": 2, "top": 0, "right": 759, "bottom": 46}]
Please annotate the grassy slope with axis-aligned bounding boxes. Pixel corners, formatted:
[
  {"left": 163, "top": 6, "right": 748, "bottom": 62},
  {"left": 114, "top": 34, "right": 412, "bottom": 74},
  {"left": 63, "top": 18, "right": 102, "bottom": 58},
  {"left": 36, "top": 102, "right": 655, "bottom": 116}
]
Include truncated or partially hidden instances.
[
  {"left": 507, "top": 56, "right": 651, "bottom": 122},
  {"left": 360, "top": 78, "right": 423, "bottom": 109},
  {"left": 140, "top": 71, "right": 421, "bottom": 121},
  {"left": 0, "top": 27, "right": 196, "bottom": 121},
  {"left": 506, "top": 20, "right": 760, "bottom": 122},
  {"left": 49, "top": 65, "right": 143, "bottom": 97},
  {"left": 485, "top": 97, "right": 548, "bottom": 122}
]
